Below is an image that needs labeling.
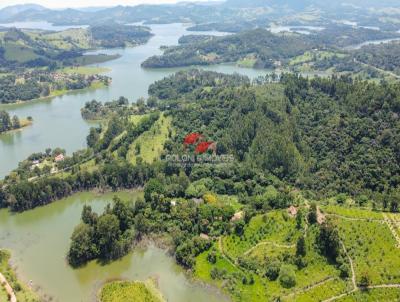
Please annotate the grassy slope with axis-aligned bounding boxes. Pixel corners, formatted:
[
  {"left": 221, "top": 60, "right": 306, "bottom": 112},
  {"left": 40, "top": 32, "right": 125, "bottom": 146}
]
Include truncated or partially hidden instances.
[
  {"left": 127, "top": 113, "right": 172, "bottom": 165},
  {"left": 195, "top": 204, "right": 400, "bottom": 301},
  {"left": 3, "top": 42, "right": 39, "bottom": 63}
]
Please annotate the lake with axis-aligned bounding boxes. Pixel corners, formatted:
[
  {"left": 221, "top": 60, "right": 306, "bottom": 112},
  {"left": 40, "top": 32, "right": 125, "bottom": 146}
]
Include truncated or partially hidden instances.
[
  {"left": 0, "top": 191, "right": 228, "bottom": 302},
  {"left": 0, "top": 23, "right": 269, "bottom": 179}
]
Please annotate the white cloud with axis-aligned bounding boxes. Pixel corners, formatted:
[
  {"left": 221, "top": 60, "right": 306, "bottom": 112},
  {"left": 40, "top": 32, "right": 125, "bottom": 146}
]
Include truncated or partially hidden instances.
[{"left": 0, "top": 0, "right": 218, "bottom": 9}]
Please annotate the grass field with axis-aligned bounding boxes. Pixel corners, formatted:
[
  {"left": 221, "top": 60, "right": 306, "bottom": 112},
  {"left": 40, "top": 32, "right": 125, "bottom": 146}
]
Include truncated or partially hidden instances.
[
  {"left": 127, "top": 113, "right": 172, "bottom": 164},
  {"left": 337, "top": 287, "right": 400, "bottom": 301},
  {"left": 322, "top": 205, "right": 384, "bottom": 220},
  {"left": 222, "top": 211, "right": 300, "bottom": 259},
  {"left": 289, "top": 51, "right": 347, "bottom": 66},
  {"left": 42, "top": 28, "right": 91, "bottom": 50},
  {"left": 337, "top": 218, "right": 400, "bottom": 285},
  {"left": 3, "top": 42, "right": 39, "bottom": 63},
  {"left": 193, "top": 202, "right": 400, "bottom": 302},
  {"left": 100, "top": 279, "right": 165, "bottom": 302}
]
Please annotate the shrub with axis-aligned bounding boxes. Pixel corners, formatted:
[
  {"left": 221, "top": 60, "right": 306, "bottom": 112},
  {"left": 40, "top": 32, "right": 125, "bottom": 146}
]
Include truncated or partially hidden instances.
[
  {"left": 265, "top": 260, "right": 281, "bottom": 281},
  {"left": 278, "top": 265, "right": 296, "bottom": 288}
]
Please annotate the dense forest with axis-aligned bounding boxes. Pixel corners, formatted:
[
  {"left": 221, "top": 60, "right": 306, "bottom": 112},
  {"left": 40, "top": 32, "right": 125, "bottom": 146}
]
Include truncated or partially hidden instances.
[
  {"left": 142, "top": 29, "right": 317, "bottom": 68},
  {"left": 354, "top": 41, "right": 400, "bottom": 75},
  {"left": 89, "top": 24, "right": 153, "bottom": 48},
  {"left": 1, "top": 70, "right": 399, "bottom": 212}
]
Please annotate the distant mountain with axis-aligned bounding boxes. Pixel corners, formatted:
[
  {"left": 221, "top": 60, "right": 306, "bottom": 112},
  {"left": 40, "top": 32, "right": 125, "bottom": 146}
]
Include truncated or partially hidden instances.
[
  {"left": 0, "top": 3, "right": 46, "bottom": 19},
  {"left": 225, "top": 0, "right": 400, "bottom": 9},
  {"left": 0, "top": 0, "right": 399, "bottom": 27}
]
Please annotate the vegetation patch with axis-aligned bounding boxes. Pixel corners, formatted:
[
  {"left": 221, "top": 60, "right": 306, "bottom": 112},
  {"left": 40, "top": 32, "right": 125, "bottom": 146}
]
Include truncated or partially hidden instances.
[{"left": 100, "top": 279, "right": 165, "bottom": 302}]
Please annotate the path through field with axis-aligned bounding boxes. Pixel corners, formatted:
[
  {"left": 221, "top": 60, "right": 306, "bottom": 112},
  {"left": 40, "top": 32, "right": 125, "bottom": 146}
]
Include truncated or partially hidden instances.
[{"left": 383, "top": 214, "right": 400, "bottom": 248}]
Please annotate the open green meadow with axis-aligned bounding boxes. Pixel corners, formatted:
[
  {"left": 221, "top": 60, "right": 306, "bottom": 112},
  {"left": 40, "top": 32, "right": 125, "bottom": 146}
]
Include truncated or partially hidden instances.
[
  {"left": 100, "top": 279, "right": 165, "bottom": 302},
  {"left": 127, "top": 113, "right": 172, "bottom": 164}
]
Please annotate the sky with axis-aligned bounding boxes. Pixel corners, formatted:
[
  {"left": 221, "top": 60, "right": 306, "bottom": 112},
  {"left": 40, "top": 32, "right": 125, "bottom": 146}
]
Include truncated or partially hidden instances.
[{"left": 0, "top": 0, "right": 217, "bottom": 9}]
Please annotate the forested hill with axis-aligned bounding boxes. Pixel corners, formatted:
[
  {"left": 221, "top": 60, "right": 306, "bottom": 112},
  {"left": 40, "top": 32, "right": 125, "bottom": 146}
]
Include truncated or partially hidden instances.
[
  {"left": 142, "top": 27, "right": 399, "bottom": 69},
  {"left": 149, "top": 70, "right": 400, "bottom": 203},
  {"left": 142, "top": 29, "right": 317, "bottom": 68},
  {"left": 0, "top": 24, "right": 152, "bottom": 69},
  {"left": 1, "top": 70, "right": 399, "bottom": 212}
]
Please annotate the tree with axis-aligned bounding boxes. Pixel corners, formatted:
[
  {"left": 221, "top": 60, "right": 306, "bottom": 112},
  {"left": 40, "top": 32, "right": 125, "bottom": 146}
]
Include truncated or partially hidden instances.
[
  {"left": 96, "top": 214, "right": 121, "bottom": 258},
  {"left": 81, "top": 205, "right": 98, "bottom": 225},
  {"left": 12, "top": 115, "right": 20, "bottom": 129},
  {"left": 234, "top": 219, "right": 245, "bottom": 236},
  {"left": 265, "top": 261, "right": 281, "bottom": 281},
  {"left": 0, "top": 111, "right": 12, "bottom": 133},
  {"left": 112, "top": 196, "right": 133, "bottom": 232},
  {"left": 308, "top": 202, "right": 318, "bottom": 224},
  {"left": 67, "top": 223, "right": 98, "bottom": 267},
  {"left": 207, "top": 250, "right": 217, "bottom": 264},
  {"left": 278, "top": 265, "right": 296, "bottom": 288},
  {"left": 296, "top": 236, "right": 306, "bottom": 257},
  {"left": 359, "top": 271, "right": 371, "bottom": 288},
  {"left": 318, "top": 220, "right": 340, "bottom": 260},
  {"left": 296, "top": 208, "right": 304, "bottom": 229},
  {"left": 144, "top": 178, "right": 164, "bottom": 202}
]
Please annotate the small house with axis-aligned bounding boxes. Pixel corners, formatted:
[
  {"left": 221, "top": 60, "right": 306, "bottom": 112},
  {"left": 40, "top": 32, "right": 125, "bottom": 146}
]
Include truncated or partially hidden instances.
[
  {"left": 55, "top": 154, "right": 65, "bottom": 162},
  {"left": 231, "top": 211, "right": 244, "bottom": 222},
  {"left": 288, "top": 205, "right": 298, "bottom": 217}
]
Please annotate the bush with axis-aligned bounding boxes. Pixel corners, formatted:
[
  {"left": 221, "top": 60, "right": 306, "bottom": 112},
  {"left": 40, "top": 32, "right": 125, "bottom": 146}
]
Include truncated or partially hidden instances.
[
  {"left": 278, "top": 265, "right": 296, "bottom": 288},
  {"left": 265, "top": 260, "right": 281, "bottom": 281}
]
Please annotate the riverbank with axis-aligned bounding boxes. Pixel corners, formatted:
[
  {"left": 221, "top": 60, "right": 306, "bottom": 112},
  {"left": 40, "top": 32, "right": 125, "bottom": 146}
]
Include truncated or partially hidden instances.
[{"left": 0, "top": 250, "right": 40, "bottom": 302}]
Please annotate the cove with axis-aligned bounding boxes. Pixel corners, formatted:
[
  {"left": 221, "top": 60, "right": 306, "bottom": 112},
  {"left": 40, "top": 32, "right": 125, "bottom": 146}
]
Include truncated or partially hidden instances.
[
  {"left": 0, "top": 191, "right": 228, "bottom": 302},
  {"left": 0, "top": 23, "right": 270, "bottom": 179}
]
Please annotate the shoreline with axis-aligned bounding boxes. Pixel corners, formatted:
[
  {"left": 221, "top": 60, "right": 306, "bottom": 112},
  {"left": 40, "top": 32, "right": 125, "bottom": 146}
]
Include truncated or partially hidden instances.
[
  {"left": 0, "top": 120, "right": 33, "bottom": 136},
  {"left": 0, "top": 81, "right": 108, "bottom": 109}
]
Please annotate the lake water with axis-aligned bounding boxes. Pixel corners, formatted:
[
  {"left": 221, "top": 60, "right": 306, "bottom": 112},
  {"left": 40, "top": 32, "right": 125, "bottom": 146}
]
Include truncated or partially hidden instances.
[
  {"left": 0, "top": 191, "right": 228, "bottom": 302},
  {"left": 0, "top": 23, "right": 270, "bottom": 179},
  {"left": 346, "top": 37, "right": 400, "bottom": 50}
]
